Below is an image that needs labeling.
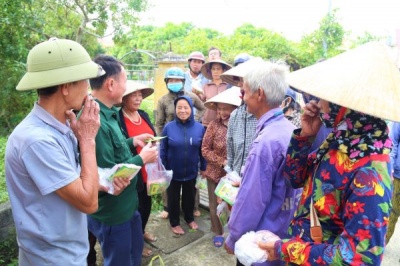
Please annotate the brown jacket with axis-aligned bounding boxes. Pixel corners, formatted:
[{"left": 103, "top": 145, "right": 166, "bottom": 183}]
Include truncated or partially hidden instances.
[{"left": 155, "top": 91, "right": 204, "bottom": 135}]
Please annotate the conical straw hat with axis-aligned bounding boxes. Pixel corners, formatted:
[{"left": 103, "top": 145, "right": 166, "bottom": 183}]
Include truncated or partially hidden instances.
[
  {"left": 123, "top": 80, "right": 154, "bottom": 99},
  {"left": 288, "top": 41, "right": 400, "bottom": 122},
  {"left": 221, "top": 57, "right": 264, "bottom": 86},
  {"left": 204, "top": 86, "right": 242, "bottom": 111},
  {"left": 200, "top": 59, "right": 232, "bottom": 80}
]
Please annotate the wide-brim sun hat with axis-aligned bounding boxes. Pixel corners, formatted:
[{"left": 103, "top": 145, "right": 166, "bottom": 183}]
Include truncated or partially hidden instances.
[
  {"left": 204, "top": 86, "right": 242, "bottom": 111},
  {"left": 17, "top": 38, "right": 105, "bottom": 91},
  {"left": 288, "top": 41, "right": 400, "bottom": 122},
  {"left": 220, "top": 57, "right": 264, "bottom": 86},
  {"left": 123, "top": 80, "right": 154, "bottom": 99},
  {"left": 200, "top": 59, "right": 232, "bottom": 80}
]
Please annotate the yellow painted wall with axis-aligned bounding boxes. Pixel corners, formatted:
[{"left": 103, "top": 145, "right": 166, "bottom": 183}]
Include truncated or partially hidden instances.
[{"left": 153, "top": 60, "right": 187, "bottom": 110}]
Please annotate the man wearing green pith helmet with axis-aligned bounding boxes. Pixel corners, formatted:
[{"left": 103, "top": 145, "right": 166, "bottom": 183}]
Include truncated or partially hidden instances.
[{"left": 5, "top": 38, "right": 105, "bottom": 265}]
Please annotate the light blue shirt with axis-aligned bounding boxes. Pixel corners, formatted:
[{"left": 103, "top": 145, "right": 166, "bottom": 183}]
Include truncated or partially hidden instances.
[
  {"left": 183, "top": 70, "right": 209, "bottom": 93},
  {"left": 5, "top": 103, "right": 88, "bottom": 266}
]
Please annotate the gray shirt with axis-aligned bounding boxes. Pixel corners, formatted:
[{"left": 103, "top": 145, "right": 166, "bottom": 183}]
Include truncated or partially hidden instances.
[{"left": 226, "top": 104, "right": 257, "bottom": 175}]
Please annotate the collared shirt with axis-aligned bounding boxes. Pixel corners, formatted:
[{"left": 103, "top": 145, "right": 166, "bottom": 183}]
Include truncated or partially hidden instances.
[
  {"left": 202, "top": 118, "right": 228, "bottom": 183},
  {"left": 183, "top": 70, "right": 209, "bottom": 93},
  {"left": 226, "top": 104, "right": 258, "bottom": 175},
  {"left": 5, "top": 103, "right": 87, "bottom": 266},
  {"left": 226, "top": 108, "right": 297, "bottom": 264},
  {"left": 90, "top": 100, "right": 143, "bottom": 225},
  {"left": 199, "top": 81, "right": 229, "bottom": 127}
]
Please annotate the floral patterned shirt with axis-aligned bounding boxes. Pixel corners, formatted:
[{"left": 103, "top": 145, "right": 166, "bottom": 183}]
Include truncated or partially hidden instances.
[
  {"left": 201, "top": 118, "right": 228, "bottom": 183},
  {"left": 279, "top": 131, "right": 392, "bottom": 265}
]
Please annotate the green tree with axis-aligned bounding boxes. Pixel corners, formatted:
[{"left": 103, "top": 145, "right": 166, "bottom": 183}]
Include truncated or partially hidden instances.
[
  {"left": 0, "top": 0, "right": 148, "bottom": 135},
  {"left": 0, "top": 1, "right": 38, "bottom": 135},
  {"left": 352, "top": 32, "right": 383, "bottom": 47},
  {"left": 113, "top": 22, "right": 209, "bottom": 67},
  {"left": 296, "top": 9, "right": 345, "bottom": 67}
]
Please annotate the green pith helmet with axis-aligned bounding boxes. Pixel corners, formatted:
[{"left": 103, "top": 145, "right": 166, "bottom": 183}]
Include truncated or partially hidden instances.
[{"left": 16, "top": 38, "right": 105, "bottom": 91}]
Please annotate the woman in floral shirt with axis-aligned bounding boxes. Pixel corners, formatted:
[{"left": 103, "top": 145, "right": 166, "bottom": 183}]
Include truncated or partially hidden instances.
[
  {"left": 201, "top": 87, "right": 241, "bottom": 245},
  {"left": 259, "top": 42, "right": 398, "bottom": 265}
]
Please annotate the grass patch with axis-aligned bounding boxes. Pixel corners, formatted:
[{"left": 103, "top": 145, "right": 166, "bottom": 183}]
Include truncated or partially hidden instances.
[
  {"left": 140, "top": 94, "right": 155, "bottom": 124},
  {"left": 0, "top": 230, "right": 18, "bottom": 266}
]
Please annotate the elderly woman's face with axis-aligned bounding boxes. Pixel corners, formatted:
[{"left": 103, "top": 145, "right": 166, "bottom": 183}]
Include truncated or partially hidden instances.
[
  {"left": 217, "top": 103, "right": 235, "bottom": 121},
  {"left": 176, "top": 99, "right": 191, "bottom": 122},
  {"left": 122, "top": 91, "right": 143, "bottom": 111}
]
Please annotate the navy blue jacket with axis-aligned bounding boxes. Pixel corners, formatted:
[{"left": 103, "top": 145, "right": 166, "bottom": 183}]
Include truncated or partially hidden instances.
[{"left": 160, "top": 95, "right": 206, "bottom": 181}]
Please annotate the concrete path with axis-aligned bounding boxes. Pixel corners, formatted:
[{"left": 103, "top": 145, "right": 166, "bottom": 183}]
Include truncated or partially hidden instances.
[
  {"left": 142, "top": 209, "right": 236, "bottom": 266},
  {"left": 382, "top": 218, "right": 400, "bottom": 266}
]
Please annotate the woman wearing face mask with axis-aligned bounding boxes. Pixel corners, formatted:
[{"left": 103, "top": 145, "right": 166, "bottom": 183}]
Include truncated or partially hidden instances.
[
  {"left": 155, "top": 67, "right": 205, "bottom": 219},
  {"left": 156, "top": 67, "right": 205, "bottom": 136},
  {"left": 258, "top": 42, "right": 397, "bottom": 265},
  {"left": 281, "top": 88, "right": 302, "bottom": 128},
  {"left": 201, "top": 88, "right": 242, "bottom": 247}
]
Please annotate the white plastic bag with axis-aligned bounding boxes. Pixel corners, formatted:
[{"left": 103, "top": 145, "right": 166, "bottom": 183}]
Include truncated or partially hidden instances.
[
  {"left": 235, "top": 230, "right": 280, "bottom": 266},
  {"left": 145, "top": 157, "right": 173, "bottom": 196},
  {"left": 98, "top": 163, "right": 141, "bottom": 195}
]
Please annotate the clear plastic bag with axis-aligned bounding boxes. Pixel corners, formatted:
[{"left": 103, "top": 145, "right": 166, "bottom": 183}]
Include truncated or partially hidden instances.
[
  {"left": 214, "top": 177, "right": 239, "bottom": 205},
  {"left": 195, "top": 174, "right": 207, "bottom": 189},
  {"left": 224, "top": 165, "right": 241, "bottom": 186},
  {"left": 145, "top": 157, "right": 173, "bottom": 196},
  {"left": 98, "top": 164, "right": 141, "bottom": 195},
  {"left": 216, "top": 201, "right": 231, "bottom": 227}
]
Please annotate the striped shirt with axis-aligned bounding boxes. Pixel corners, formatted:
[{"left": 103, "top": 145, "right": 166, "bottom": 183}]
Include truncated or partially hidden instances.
[{"left": 226, "top": 104, "right": 257, "bottom": 175}]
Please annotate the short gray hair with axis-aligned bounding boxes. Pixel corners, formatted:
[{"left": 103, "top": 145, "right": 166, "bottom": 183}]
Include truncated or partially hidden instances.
[{"left": 244, "top": 60, "right": 289, "bottom": 108}]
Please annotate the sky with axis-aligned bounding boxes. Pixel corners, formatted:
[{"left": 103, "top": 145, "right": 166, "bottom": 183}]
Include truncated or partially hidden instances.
[{"left": 139, "top": 0, "right": 400, "bottom": 42}]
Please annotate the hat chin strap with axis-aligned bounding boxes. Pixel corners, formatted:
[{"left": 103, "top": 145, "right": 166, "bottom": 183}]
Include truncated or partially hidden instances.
[
  {"left": 189, "top": 66, "right": 200, "bottom": 76},
  {"left": 334, "top": 107, "right": 347, "bottom": 127}
]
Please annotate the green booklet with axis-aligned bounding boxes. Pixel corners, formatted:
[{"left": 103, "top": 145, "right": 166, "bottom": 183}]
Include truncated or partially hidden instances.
[
  {"left": 214, "top": 178, "right": 239, "bottom": 205},
  {"left": 107, "top": 164, "right": 141, "bottom": 181}
]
